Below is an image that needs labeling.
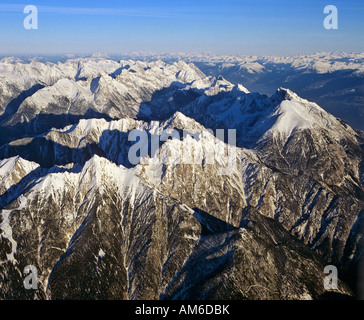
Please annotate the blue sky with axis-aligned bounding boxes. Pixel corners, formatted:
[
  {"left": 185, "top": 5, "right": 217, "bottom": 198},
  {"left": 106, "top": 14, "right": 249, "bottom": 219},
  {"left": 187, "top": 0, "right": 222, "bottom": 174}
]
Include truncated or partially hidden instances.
[{"left": 0, "top": 0, "right": 363, "bottom": 56}]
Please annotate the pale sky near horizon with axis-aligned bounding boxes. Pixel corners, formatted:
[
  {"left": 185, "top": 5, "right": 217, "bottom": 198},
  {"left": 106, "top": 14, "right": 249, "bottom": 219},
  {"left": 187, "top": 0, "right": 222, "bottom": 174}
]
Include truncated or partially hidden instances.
[{"left": 0, "top": 0, "right": 363, "bottom": 56}]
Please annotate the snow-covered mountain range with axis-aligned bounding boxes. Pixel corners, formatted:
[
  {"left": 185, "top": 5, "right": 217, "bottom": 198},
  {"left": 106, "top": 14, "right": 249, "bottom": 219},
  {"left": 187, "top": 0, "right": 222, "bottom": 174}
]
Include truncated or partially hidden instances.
[
  {"left": 123, "top": 51, "right": 364, "bottom": 74},
  {"left": 0, "top": 57, "right": 363, "bottom": 300},
  {"left": 112, "top": 52, "right": 364, "bottom": 131}
]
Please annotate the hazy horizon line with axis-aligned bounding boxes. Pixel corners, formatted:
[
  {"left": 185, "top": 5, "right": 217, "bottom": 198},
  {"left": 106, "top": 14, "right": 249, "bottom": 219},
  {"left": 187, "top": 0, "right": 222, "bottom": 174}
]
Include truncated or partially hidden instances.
[{"left": 0, "top": 50, "right": 363, "bottom": 59}]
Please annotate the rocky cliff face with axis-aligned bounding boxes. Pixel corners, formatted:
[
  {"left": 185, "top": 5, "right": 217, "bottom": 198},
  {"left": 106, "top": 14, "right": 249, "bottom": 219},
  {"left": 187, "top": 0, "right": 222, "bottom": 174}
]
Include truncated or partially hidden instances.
[{"left": 0, "top": 57, "right": 362, "bottom": 299}]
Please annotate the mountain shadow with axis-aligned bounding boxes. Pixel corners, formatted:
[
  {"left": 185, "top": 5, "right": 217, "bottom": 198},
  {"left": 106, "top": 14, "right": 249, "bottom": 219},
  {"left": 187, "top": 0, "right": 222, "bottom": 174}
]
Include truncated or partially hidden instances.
[
  {"left": 0, "top": 84, "right": 45, "bottom": 125},
  {"left": 0, "top": 109, "right": 116, "bottom": 147}
]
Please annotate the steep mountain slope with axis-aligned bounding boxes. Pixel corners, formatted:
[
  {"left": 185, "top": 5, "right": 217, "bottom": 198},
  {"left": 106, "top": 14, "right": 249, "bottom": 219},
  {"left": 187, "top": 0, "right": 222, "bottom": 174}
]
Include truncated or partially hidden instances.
[
  {"left": 0, "top": 58, "right": 205, "bottom": 146},
  {"left": 186, "top": 52, "right": 364, "bottom": 131},
  {"left": 0, "top": 58, "right": 205, "bottom": 124},
  {"left": 0, "top": 153, "right": 354, "bottom": 300},
  {"left": 0, "top": 58, "right": 363, "bottom": 299}
]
